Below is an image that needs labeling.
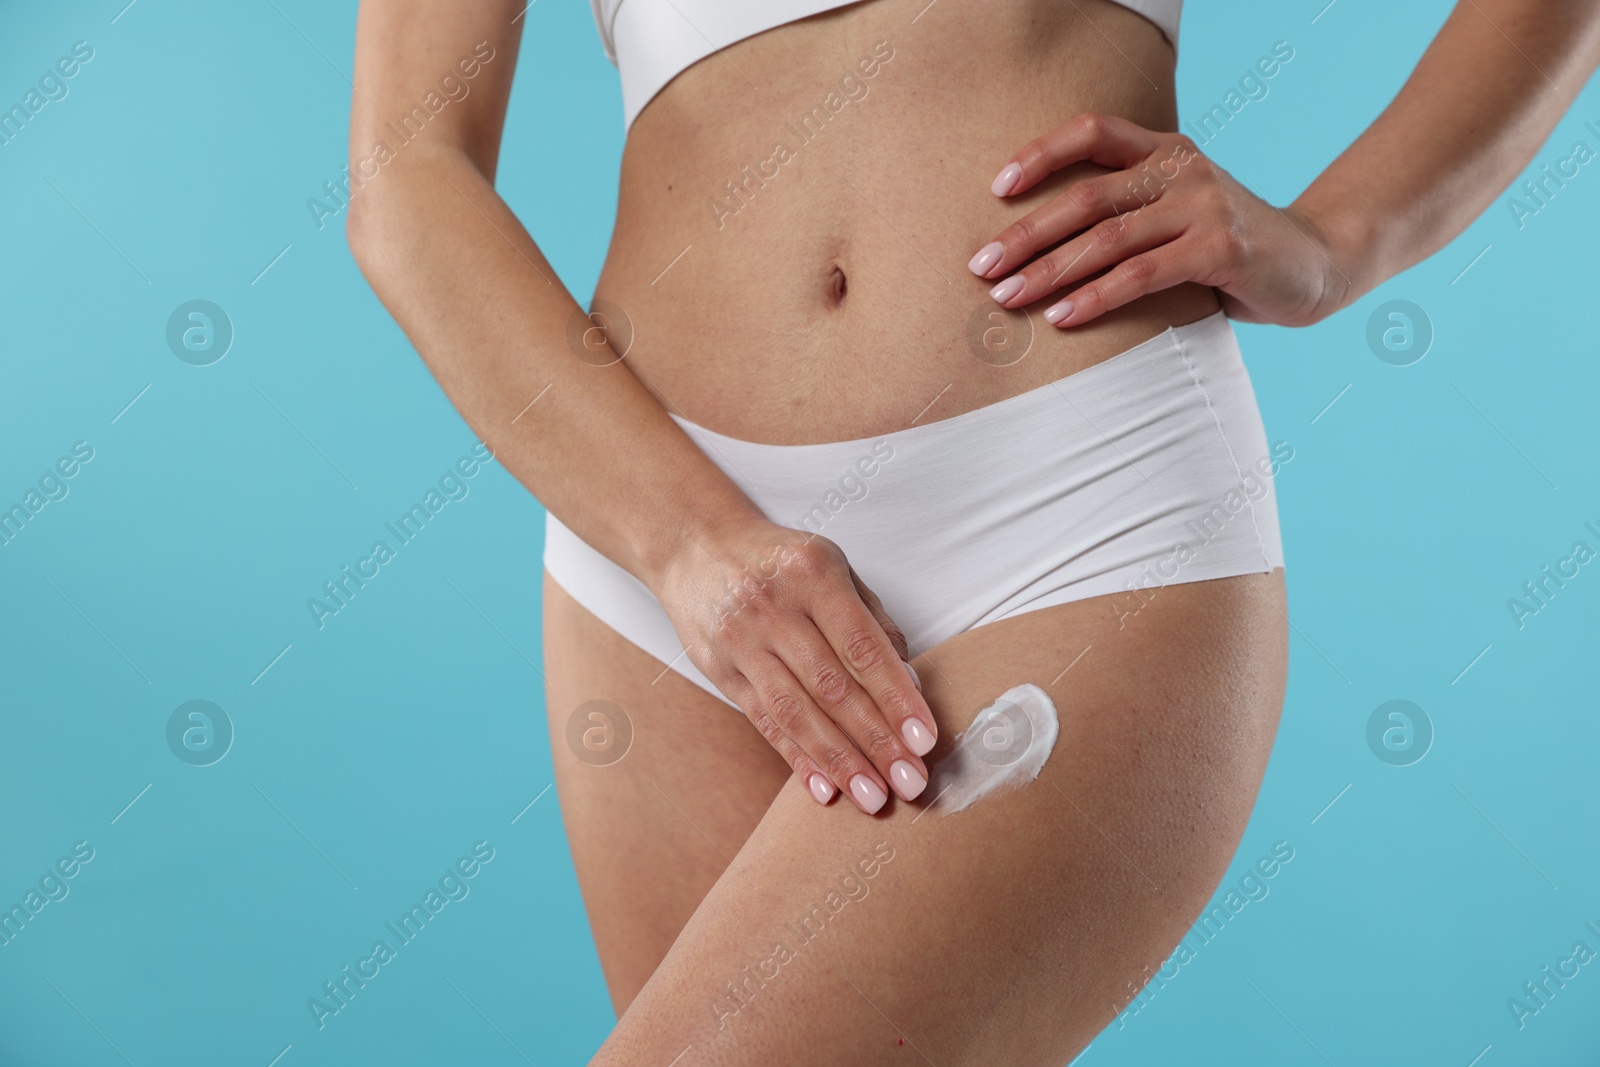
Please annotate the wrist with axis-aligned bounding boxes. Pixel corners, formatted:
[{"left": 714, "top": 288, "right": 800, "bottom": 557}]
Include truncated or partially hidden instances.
[
  {"left": 634, "top": 492, "right": 771, "bottom": 596},
  {"left": 1287, "top": 192, "right": 1381, "bottom": 322}
]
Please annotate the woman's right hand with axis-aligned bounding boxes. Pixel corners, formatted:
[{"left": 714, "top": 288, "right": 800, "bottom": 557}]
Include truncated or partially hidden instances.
[
  {"left": 651, "top": 518, "right": 939, "bottom": 814},
  {"left": 344, "top": 1, "right": 934, "bottom": 815}
]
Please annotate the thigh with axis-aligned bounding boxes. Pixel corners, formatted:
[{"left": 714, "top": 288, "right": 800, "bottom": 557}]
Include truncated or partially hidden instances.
[
  {"left": 542, "top": 570, "right": 790, "bottom": 1015},
  {"left": 590, "top": 571, "right": 1288, "bottom": 1067}
]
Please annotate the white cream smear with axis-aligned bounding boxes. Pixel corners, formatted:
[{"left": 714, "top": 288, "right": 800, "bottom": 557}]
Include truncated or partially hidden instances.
[{"left": 926, "top": 683, "right": 1059, "bottom": 815}]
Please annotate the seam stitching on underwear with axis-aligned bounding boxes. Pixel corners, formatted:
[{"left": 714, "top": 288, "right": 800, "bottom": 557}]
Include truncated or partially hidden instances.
[{"left": 1176, "top": 332, "right": 1272, "bottom": 571}]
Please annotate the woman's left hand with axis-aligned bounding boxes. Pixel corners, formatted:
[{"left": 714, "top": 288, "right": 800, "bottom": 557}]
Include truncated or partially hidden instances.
[{"left": 967, "top": 112, "right": 1355, "bottom": 329}]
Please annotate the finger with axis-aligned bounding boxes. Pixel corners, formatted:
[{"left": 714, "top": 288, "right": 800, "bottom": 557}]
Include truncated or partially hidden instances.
[
  {"left": 741, "top": 651, "right": 894, "bottom": 815},
  {"left": 846, "top": 562, "right": 929, "bottom": 708},
  {"left": 845, "top": 565, "right": 920, "bottom": 688},
  {"left": 810, "top": 583, "right": 939, "bottom": 764},
  {"left": 970, "top": 170, "right": 1173, "bottom": 281},
  {"left": 777, "top": 626, "right": 929, "bottom": 803},
  {"left": 1043, "top": 234, "right": 1205, "bottom": 329},
  {"left": 720, "top": 671, "right": 841, "bottom": 807},
  {"left": 990, "top": 112, "right": 1163, "bottom": 198},
  {"left": 845, "top": 564, "right": 906, "bottom": 657},
  {"left": 990, "top": 201, "right": 1184, "bottom": 310}
]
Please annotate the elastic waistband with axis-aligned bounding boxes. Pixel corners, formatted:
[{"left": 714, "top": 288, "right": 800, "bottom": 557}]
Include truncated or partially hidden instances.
[
  {"left": 543, "top": 304, "right": 1280, "bottom": 710},
  {"left": 669, "top": 308, "right": 1237, "bottom": 464}
]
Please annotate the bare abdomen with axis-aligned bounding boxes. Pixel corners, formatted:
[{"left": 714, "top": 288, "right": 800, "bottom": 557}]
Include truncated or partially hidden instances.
[{"left": 592, "top": 0, "right": 1220, "bottom": 445}]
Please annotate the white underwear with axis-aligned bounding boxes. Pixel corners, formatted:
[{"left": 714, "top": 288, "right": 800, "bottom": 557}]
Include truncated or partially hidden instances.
[{"left": 543, "top": 309, "right": 1285, "bottom": 709}]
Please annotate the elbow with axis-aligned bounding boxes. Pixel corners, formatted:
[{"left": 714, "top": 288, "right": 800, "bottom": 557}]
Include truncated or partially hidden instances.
[
  {"left": 342, "top": 145, "right": 459, "bottom": 277},
  {"left": 344, "top": 143, "right": 483, "bottom": 287},
  {"left": 344, "top": 192, "right": 408, "bottom": 293},
  {"left": 342, "top": 156, "right": 402, "bottom": 273},
  {"left": 344, "top": 195, "right": 382, "bottom": 273}
]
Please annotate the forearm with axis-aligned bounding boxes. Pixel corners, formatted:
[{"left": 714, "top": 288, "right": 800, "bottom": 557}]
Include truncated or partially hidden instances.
[
  {"left": 1294, "top": 0, "right": 1600, "bottom": 310},
  {"left": 346, "top": 145, "right": 764, "bottom": 588}
]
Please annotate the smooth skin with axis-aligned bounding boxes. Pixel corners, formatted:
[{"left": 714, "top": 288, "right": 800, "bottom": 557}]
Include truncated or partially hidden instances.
[
  {"left": 348, "top": 0, "right": 1600, "bottom": 1060},
  {"left": 347, "top": 6, "right": 938, "bottom": 817},
  {"left": 548, "top": 569, "right": 1288, "bottom": 1063}
]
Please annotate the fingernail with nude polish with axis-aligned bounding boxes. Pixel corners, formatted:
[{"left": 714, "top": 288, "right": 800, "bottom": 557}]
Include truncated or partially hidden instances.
[
  {"left": 850, "top": 774, "right": 888, "bottom": 814},
  {"left": 890, "top": 760, "right": 928, "bottom": 802},
  {"left": 991, "top": 162, "right": 1023, "bottom": 196},
  {"left": 1044, "top": 299, "right": 1075, "bottom": 326},
  {"left": 989, "top": 276, "right": 1024, "bottom": 305},
  {"left": 967, "top": 241, "right": 1004, "bottom": 276},
  {"left": 901, "top": 717, "right": 935, "bottom": 756},
  {"left": 904, "top": 660, "right": 922, "bottom": 692},
  {"left": 808, "top": 772, "right": 836, "bottom": 806}
]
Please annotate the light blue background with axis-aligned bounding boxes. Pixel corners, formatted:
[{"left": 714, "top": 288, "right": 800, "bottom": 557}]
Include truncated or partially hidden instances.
[{"left": 2, "top": 1, "right": 1596, "bottom": 1063}]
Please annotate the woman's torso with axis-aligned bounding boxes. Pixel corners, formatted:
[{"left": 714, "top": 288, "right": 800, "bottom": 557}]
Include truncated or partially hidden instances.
[{"left": 592, "top": 0, "right": 1220, "bottom": 445}]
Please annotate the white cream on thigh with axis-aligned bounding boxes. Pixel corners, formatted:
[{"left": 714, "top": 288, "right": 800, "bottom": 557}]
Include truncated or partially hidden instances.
[{"left": 927, "top": 683, "right": 1059, "bottom": 814}]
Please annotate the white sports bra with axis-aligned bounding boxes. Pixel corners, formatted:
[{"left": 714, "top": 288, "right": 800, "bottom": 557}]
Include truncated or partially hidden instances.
[{"left": 590, "top": 0, "right": 1183, "bottom": 130}]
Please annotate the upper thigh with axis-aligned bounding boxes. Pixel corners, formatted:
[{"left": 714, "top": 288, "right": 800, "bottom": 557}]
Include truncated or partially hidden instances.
[
  {"left": 592, "top": 572, "right": 1287, "bottom": 1066},
  {"left": 542, "top": 570, "right": 790, "bottom": 1014}
]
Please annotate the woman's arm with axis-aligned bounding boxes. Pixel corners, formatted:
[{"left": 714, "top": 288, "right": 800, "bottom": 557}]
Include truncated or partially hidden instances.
[
  {"left": 346, "top": 1, "right": 938, "bottom": 814},
  {"left": 965, "top": 0, "right": 1600, "bottom": 327},
  {"left": 346, "top": 2, "right": 756, "bottom": 584},
  {"left": 1296, "top": 0, "right": 1600, "bottom": 315}
]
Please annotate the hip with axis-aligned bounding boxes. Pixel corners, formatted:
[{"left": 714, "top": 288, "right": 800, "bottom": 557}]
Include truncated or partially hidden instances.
[{"left": 543, "top": 309, "right": 1287, "bottom": 704}]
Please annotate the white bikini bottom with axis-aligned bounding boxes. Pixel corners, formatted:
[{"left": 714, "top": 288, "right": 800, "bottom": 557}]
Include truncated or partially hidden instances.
[{"left": 543, "top": 309, "right": 1285, "bottom": 709}]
